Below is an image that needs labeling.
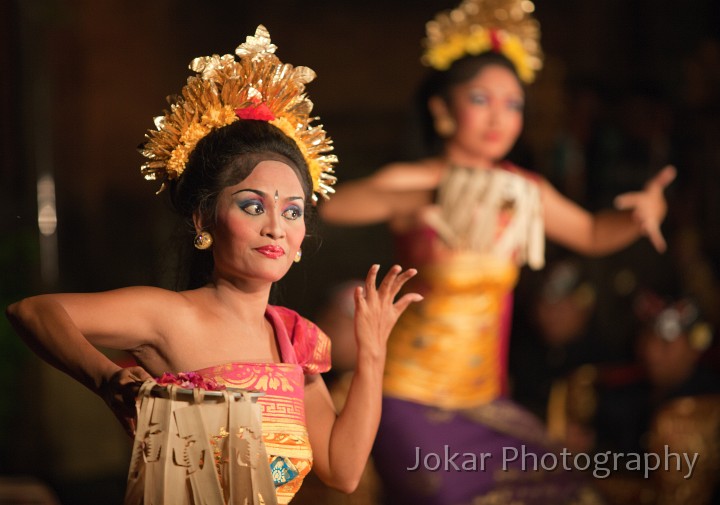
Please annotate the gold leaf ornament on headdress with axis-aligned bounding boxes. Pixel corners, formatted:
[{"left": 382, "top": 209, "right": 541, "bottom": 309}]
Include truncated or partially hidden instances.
[
  {"left": 140, "top": 25, "right": 337, "bottom": 201},
  {"left": 422, "top": 0, "right": 543, "bottom": 83}
]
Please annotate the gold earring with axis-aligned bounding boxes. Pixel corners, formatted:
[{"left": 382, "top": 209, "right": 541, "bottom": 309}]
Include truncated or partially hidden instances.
[
  {"left": 434, "top": 115, "right": 456, "bottom": 138},
  {"left": 294, "top": 249, "right": 302, "bottom": 263},
  {"left": 194, "top": 231, "right": 213, "bottom": 250}
]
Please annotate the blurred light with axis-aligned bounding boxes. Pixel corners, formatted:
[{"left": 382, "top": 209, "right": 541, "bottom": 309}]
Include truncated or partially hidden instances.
[{"left": 37, "top": 175, "right": 57, "bottom": 236}]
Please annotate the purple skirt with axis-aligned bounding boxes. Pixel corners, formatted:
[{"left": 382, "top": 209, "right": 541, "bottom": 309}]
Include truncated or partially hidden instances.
[{"left": 372, "top": 397, "right": 603, "bottom": 505}]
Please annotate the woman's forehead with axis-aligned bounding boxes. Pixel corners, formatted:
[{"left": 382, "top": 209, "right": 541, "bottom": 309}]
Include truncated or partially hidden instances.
[
  {"left": 230, "top": 160, "right": 304, "bottom": 194},
  {"left": 466, "top": 66, "right": 522, "bottom": 89}
]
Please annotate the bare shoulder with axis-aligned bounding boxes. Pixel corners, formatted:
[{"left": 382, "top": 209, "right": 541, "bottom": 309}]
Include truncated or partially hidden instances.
[
  {"left": 372, "top": 158, "right": 446, "bottom": 192},
  {"left": 80, "top": 285, "right": 190, "bottom": 307},
  {"left": 535, "top": 175, "right": 562, "bottom": 202},
  {"left": 50, "top": 286, "right": 197, "bottom": 340},
  {"left": 21, "top": 285, "right": 199, "bottom": 353}
]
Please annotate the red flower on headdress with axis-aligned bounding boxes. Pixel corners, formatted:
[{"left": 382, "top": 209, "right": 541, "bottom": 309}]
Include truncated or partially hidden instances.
[
  {"left": 235, "top": 102, "right": 276, "bottom": 121},
  {"left": 489, "top": 28, "right": 502, "bottom": 52}
]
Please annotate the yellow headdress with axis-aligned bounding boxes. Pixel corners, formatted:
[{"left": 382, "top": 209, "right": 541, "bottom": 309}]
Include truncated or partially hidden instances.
[
  {"left": 140, "top": 25, "right": 337, "bottom": 201},
  {"left": 422, "top": 0, "right": 543, "bottom": 83}
]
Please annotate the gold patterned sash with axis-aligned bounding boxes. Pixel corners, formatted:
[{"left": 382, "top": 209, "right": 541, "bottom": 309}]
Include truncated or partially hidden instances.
[{"left": 383, "top": 253, "right": 518, "bottom": 409}]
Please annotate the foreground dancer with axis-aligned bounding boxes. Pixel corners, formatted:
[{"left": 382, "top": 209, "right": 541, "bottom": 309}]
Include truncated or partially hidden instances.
[
  {"left": 320, "top": 1, "right": 674, "bottom": 503},
  {"left": 7, "top": 26, "right": 421, "bottom": 504}
]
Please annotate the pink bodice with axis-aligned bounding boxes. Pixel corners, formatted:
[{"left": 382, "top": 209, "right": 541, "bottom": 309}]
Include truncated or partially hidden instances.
[{"left": 193, "top": 305, "right": 331, "bottom": 504}]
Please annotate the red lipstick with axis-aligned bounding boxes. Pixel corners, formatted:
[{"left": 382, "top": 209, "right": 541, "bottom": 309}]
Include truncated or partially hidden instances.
[{"left": 255, "top": 245, "right": 285, "bottom": 259}]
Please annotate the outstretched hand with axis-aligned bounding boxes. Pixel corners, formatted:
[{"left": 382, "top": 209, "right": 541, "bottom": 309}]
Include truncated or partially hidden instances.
[
  {"left": 101, "top": 366, "right": 152, "bottom": 437},
  {"left": 614, "top": 165, "right": 676, "bottom": 252},
  {"left": 353, "top": 264, "right": 423, "bottom": 365}
]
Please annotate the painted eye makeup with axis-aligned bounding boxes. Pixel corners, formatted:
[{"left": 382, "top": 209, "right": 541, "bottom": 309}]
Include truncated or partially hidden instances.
[
  {"left": 507, "top": 99, "right": 525, "bottom": 112},
  {"left": 282, "top": 205, "right": 303, "bottom": 221},
  {"left": 469, "top": 92, "right": 489, "bottom": 105},
  {"left": 238, "top": 199, "right": 265, "bottom": 216}
]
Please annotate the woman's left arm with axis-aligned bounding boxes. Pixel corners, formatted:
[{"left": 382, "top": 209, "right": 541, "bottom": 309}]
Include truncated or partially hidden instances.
[
  {"left": 304, "top": 264, "right": 422, "bottom": 493},
  {"left": 543, "top": 165, "right": 676, "bottom": 256}
]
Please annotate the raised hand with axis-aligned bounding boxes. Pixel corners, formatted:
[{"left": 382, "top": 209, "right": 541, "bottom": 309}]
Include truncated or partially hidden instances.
[
  {"left": 614, "top": 165, "right": 676, "bottom": 252},
  {"left": 353, "top": 264, "right": 423, "bottom": 365},
  {"left": 101, "top": 366, "right": 153, "bottom": 437}
]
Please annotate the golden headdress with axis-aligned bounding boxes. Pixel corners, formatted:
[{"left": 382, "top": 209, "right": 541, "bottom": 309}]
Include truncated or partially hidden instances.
[
  {"left": 422, "top": 0, "right": 543, "bottom": 83},
  {"left": 140, "top": 25, "right": 337, "bottom": 201}
]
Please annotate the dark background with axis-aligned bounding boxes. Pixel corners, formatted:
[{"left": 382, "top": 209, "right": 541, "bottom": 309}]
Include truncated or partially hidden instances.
[{"left": 2, "top": 1, "right": 720, "bottom": 503}]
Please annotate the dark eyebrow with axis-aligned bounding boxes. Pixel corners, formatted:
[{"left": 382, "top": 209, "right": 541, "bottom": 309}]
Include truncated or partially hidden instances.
[
  {"left": 232, "top": 188, "right": 265, "bottom": 197},
  {"left": 232, "top": 189, "right": 304, "bottom": 204}
]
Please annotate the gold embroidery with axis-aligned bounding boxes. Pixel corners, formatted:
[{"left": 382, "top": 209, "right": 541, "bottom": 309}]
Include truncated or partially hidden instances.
[
  {"left": 384, "top": 254, "right": 518, "bottom": 409},
  {"left": 209, "top": 426, "right": 229, "bottom": 476}
]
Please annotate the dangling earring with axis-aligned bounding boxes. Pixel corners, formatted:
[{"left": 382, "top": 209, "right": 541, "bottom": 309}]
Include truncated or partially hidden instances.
[
  {"left": 194, "top": 231, "right": 213, "bottom": 250},
  {"left": 294, "top": 249, "right": 302, "bottom": 263},
  {"left": 434, "top": 114, "right": 456, "bottom": 138}
]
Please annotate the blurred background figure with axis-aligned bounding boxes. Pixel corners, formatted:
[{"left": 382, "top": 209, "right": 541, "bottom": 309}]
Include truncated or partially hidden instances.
[
  {"left": 554, "top": 289, "right": 720, "bottom": 505},
  {"left": 510, "top": 255, "right": 598, "bottom": 422},
  {"left": 320, "top": 0, "right": 673, "bottom": 501},
  {"left": 594, "top": 291, "right": 718, "bottom": 455}
]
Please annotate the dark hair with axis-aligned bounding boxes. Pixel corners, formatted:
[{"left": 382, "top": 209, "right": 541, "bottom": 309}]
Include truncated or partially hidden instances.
[
  {"left": 167, "top": 119, "right": 316, "bottom": 289},
  {"left": 416, "top": 51, "right": 522, "bottom": 153}
]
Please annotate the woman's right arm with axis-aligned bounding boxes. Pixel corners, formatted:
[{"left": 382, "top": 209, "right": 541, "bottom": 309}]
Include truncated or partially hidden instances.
[
  {"left": 7, "top": 294, "right": 124, "bottom": 394},
  {"left": 5, "top": 287, "right": 168, "bottom": 432},
  {"left": 319, "top": 161, "right": 435, "bottom": 225}
]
